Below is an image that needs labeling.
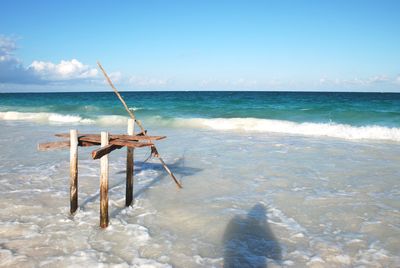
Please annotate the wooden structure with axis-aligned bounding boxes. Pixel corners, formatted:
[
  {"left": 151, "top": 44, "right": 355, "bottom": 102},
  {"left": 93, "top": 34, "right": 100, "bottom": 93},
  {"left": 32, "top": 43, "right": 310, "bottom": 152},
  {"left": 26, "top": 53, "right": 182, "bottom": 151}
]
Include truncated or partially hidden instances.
[
  {"left": 38, "top": 119, "right": 169, "bottom": 228},
  {"left": 38, "top": 61, "right": 182, "bottom": 228}
]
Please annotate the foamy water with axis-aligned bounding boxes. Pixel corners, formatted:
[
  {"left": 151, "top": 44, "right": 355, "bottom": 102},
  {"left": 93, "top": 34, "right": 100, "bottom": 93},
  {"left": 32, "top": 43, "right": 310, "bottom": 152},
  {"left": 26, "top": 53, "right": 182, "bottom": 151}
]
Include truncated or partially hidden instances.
[
  {"left": 0, "top": 119, "right": 399, "bottom": 267},
  {"left": 2, "top": 111, "right": 400, "bottom": 142}
]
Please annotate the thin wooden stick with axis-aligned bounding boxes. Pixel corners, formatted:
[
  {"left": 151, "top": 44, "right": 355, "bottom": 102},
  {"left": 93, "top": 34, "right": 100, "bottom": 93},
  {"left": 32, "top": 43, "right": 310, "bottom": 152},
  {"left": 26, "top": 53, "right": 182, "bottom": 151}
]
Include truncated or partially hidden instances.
[
  {"left": 126, "top": 119, "right": 134, "bottom": 206},
  {"left": 97, "top": 63, "right": 136, "bottom": 120},
  {"left": 100, "top": 131, "right": 109, "bottom": 228},
  {"left": 70, "top": 130, "right": 78, "bottom": 214},
  {"left": 97, "top": 61, "right": 183, "bottom": 189}
]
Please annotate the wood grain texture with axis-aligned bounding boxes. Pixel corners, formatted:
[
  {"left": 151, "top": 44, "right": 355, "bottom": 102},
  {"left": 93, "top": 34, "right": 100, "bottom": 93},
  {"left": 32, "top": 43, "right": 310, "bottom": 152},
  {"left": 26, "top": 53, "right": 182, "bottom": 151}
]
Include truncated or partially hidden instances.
[
  {"left": 70, "top": 130, "right": 78, "bottom": 214},
  {"left": 126, "top": 119, "right": 134, "bottom": 207},
  {"left": 55, "top": 133, "right": 166, "bottom": 141},
  {"left": 99, "top": 132, "right": 109, "bottom": 228}
]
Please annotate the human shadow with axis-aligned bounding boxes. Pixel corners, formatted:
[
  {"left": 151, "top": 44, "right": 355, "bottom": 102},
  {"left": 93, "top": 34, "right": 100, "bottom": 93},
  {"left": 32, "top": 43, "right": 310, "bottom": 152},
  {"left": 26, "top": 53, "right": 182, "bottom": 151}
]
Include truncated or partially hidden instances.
[{"left": 223, "top": 203, "right": 282, "bottom": 268}]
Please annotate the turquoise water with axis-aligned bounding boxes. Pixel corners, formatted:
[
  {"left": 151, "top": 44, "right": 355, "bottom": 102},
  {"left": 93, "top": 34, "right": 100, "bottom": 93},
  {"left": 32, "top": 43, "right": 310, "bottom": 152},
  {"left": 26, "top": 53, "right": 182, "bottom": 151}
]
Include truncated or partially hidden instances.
[
  {"left": 1, "top": 91, "right": 400, "bottom": 126},
  {"left": 1, "top": 91, "right": 400, "bottom": 267}
]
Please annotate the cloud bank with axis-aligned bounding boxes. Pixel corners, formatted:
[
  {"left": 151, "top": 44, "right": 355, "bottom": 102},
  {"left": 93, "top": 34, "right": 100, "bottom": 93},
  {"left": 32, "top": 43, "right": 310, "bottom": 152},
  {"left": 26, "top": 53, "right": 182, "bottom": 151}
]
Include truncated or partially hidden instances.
[
  {"left": 0, "top": 36, "right": 171, "bottom": 90},
  {"left": 1, "top": 35, "right": 399, "bottom": 92},
  {"left": 0, "top": 36, "right": 38, "bottom": 84},
  {"left": 29, "top": 59, "right": 98, "bottom": 81},
  {"left": 0, "top": 36, "right": 98, "bottom": 85}
]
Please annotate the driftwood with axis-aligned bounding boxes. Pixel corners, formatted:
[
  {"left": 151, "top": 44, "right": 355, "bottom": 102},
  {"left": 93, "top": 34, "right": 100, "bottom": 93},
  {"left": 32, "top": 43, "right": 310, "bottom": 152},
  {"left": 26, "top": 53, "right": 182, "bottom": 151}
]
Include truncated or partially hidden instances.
[
  {"left": 126, "top": 118, "right": 134, "bottom": 206},
  {"left": 79, "top": 136, "right": 153, "bottom": 148},
  {"left": 99, "top": 132, "right": 109, "bottom": 228},
  {"left": 97, "top": 61, "right": 183, "bottom": 189},
  {"left": 91, "top": 144, "right": 122, "bottom": 160},
  {"left": 38, "top": 140, "right": 98, "bottom": 151},
  {"left": 38, "top": 141, "right": 70, "bottom": 151},
  {"left": 55, "top": 133, "right": 166, "bottom": 141},
  {"left": 70, "top": 130, "right": 78, "bottom": 214},
  {"left": 39, "top": 136, "right": 155, "bottom": 152}
]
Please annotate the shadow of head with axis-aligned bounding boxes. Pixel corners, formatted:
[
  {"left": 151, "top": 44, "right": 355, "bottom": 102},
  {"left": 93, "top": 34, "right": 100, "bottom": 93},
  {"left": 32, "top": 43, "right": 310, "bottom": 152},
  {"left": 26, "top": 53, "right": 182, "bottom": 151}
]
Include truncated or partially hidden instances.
[{"left": 223, "top": 203, "right": 282, "bottom": 268}]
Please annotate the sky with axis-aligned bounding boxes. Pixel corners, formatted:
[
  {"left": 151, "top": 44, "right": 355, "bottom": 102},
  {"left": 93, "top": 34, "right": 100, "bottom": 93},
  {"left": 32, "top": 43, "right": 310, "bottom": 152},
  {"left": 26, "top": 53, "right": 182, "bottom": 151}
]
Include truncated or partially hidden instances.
[{"left": 0, "top": 0, "right": 399, "bottom": 92}]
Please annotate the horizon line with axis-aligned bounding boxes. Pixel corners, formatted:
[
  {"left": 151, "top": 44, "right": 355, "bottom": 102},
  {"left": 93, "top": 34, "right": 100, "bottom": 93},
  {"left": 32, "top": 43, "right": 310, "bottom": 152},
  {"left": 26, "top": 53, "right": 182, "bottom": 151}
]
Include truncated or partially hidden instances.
[{"left": 0, "top": 90, "right": 399, "bottom": 94}]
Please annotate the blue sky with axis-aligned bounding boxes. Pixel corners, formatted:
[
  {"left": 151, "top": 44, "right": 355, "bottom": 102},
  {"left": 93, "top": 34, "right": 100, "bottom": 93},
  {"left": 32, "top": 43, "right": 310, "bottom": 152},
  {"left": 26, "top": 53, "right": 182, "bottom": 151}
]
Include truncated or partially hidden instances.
[{"left": 0, "top": 0, "right": 399, "bottom": 92}]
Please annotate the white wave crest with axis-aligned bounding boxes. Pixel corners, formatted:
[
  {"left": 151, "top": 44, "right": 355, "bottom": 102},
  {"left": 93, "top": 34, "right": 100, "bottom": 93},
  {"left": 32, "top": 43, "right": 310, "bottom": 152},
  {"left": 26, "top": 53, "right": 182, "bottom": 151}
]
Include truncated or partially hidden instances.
[
  {"left": 0, "top": 111, "right": 132, "bottom": 126},
  {"left": 1, "top": 111, "right": 399, "bottom": 142},
  {"left": 0, "top": 111, "right": 94, "bottom": 124},
  {"left": 96, "top": 115, "right": 131, "bottom": 126},
  {"left": 171, "top": 117, "right": 400, "bottom": 142},
  {"left": 129, "top": 106, "right": 142, "bottom": 111}
]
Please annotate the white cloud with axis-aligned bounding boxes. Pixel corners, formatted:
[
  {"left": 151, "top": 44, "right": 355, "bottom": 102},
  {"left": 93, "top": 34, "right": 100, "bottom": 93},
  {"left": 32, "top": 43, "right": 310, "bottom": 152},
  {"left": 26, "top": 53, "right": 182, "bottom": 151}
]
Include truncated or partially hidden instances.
[
  {"left": 199, "top": 77, "right": 282, "bottom": 90},
  {"left": 108, "top": 71, "right": 122, "bottom": 83},
  {"left": 0, "top": 35, "right": 99, "bottom": 85},
  {"left": 0, "top": 35, "right": 38, "bottom": 84},
  {"left": 394, "top": 75, "right": 400, "bottom": 85},
  {"left": 367, "top": 75, "right": 389, "bottom": 84},
  {"left": 97, "top": 71, "right": 172, "bottom": 89},
  {"left": 319, "top": 75, "right": 398, "bottom": 88},
  {"left": 128, "top": 75, "right": 169, "bottom": 88},
  {"left": 0, "top": 36, "right": 17, "bottom": 56},
  {"left": 29, "top": 59, "right": 98, "bottom": 81}
]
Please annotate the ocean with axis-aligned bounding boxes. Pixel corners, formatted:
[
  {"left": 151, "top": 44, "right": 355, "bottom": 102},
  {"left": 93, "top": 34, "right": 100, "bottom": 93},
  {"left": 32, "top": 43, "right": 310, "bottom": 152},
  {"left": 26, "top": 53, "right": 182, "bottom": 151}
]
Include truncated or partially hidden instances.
[{"left": 0, "top": 91, "right": 399, "bottom": 267}]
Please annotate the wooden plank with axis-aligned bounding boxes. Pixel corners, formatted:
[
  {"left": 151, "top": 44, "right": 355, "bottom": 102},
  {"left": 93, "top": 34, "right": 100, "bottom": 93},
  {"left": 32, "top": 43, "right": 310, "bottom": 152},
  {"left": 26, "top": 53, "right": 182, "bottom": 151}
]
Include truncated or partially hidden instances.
[
  {"left": 113, "top": 134, "right": 166, "bottom": 141},
  {"left": 38, "top": 140, "right": 99, "bottom": 151},
  {"left": 126, "top": 119, "right": 134, "bottom": 207},
  {"left": 39, "top": 136, "right": 152, "bottom": 152},
  {"left": 55, "top": 133, "right": 166, "bottom": 141},
  {"left": 38, "top": 141, "right": 69, "bottom": 151},
  {"left": 91, "top": 144, "right": 122, "bottom": 160},
  {"left": 79, "top": 136, "right": 154, "bottom": 148},
  {"left": 100, "top": 131, "right": 109, "bottom": 228},
  {"left": 70, "top": 130, "right": 78, "bottom": 214}
]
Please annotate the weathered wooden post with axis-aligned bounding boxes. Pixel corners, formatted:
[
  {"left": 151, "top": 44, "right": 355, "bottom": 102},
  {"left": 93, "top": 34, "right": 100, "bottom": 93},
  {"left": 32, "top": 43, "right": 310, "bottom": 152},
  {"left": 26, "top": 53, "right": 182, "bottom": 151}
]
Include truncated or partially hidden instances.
[
  {"left": 126, "top": 119, "right": 135, "bottom": 206},
  {"left": 70, "top": 129, "right": 78, "bottom": 214},
  {"left": 100, "top": 131, "right": 109, "bottom": 228}
]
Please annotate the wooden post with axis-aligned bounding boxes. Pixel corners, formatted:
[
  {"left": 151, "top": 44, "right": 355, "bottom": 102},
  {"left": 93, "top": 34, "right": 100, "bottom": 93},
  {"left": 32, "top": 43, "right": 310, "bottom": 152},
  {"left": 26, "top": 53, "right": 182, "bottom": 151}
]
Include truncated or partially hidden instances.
[
  {"left": 100, "top": 131, "right": 109, "bottom": 228},
  {"left": 70, "top": 129, "right": 78, "bottom": 214},
  {"left": 126, "top": 119, "right": 134, "bottom": 206}
]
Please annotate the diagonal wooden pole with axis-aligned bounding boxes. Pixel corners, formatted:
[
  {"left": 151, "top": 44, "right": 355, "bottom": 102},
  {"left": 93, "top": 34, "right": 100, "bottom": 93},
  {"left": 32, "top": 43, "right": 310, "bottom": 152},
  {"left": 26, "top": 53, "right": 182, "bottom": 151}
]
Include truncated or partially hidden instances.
[{"left": 97, "top": 61, "right": 183, "bottom": 189}]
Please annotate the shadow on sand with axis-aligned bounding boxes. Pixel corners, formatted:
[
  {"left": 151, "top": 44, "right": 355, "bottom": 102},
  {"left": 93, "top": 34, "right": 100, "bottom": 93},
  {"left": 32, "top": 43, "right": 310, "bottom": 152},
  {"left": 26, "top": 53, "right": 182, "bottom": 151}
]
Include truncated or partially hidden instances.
[
  {"left": 223, "top": 203, "right": 282, "bottom": 268},
  {"left": 79, "top": 155, "right": 201, "bottom": 215}
]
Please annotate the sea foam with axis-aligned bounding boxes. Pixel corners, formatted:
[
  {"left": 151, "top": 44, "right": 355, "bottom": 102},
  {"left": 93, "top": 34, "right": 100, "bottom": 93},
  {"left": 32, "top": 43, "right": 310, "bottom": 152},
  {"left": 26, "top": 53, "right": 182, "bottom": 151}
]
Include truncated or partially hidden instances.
[
  {"left": 171, "top": 117, "right": 400, "bottom": 142},
  {"left": 0, "top": 111, "right": 94, "bottom": 124},
  {"left": 1, "top": 111, "right": 400, "bottom": 142}
]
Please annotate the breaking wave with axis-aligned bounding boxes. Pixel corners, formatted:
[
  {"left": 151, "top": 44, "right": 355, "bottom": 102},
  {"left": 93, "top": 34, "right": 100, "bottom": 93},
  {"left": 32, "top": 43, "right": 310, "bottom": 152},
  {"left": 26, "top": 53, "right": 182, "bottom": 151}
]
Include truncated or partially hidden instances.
[
  {"left": 0, "top": 111, "right": 94, "bottom": 124},
  {"left": 170, "top": 117, "right": 400, "bottom": 142},
  {"left": 1, "top": 111, "right": 400, "bottom": 142}
]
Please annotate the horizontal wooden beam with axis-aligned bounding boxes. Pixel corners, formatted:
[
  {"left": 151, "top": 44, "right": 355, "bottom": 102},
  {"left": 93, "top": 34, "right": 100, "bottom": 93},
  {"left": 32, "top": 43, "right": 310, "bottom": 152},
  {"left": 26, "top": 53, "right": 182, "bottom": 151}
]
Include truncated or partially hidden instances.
[
  {"left": 55, "top": 133, "right": 166, "bottom": 141},
  {"left": 38, "top": 140, "right": 99, "bottom": 151},
  {"left": 38, "top": 141, "right": 70, "bottom": 151},
  {"left": 78, "top": 136, "right": 154, "bottom": 148},
  {"left": 39, "top": 137, "right": 152, "bottom": 151},
  {"left": 91, "top": 144, "right": 122, "bottom": 159}
]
